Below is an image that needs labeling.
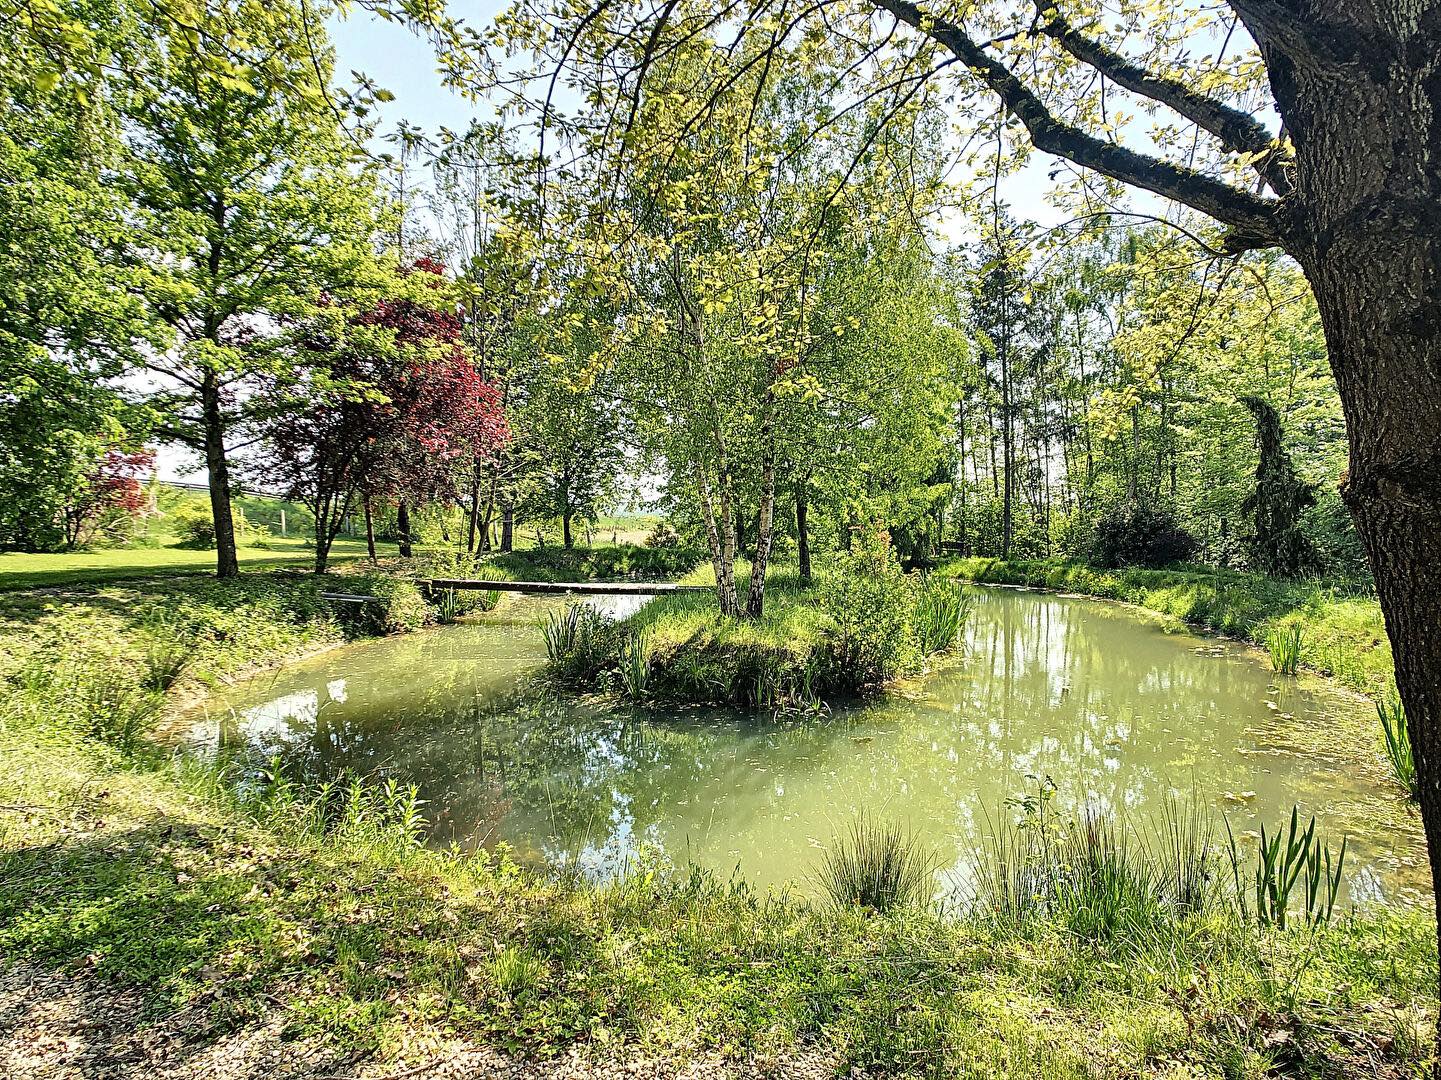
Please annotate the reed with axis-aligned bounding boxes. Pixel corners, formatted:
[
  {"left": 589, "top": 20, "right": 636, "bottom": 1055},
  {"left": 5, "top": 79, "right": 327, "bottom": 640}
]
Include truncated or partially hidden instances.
[
  {"left": 1378, "top": 692, "right": 1418, "bottom": 800},
  {"left": 913, "top": 579, "right": 973, "bottom": 655},
  {"left": 1266, "top": 623, "right": 1304, "bottom": 675},
  {"left": 815, "top": 814, "right": 937, "bottom": 912},
  {"left": 1227, "top": 806, "right": 1346, "bottom": 929},
  {"left": 618, "top": 630, "right": 651, "bottom": 699}
]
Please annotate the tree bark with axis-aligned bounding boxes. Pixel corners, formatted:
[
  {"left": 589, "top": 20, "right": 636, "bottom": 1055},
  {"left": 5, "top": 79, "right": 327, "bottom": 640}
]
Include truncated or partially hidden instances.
[
  {"left": 500, "top": 501, "right": 514, "bottom": 552},
  {"left": 396, "top": 501, "right": 413, "bottom": 558},
  {"left": 796, "top": 478, "right": 812, "bottom": 583},
  {"left": 363, "top": 496, "right": 377, "bottom": 562},
  {"left": 563, "top": 507, "right": 574, "bottom": 549},
  {"left": 199, "top": 370, "right": 239, "bottom": 579},
  {"left": 746, "top": 413, "right": 777, "bottom": 618}
]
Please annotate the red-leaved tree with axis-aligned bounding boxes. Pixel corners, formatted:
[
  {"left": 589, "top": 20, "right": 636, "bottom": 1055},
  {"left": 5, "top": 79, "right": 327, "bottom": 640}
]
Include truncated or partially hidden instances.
[
  {"left": 258, "top": 261, "right": 508, "bottom": 572},
  {"left": 62, "top": 449, "right": 155, "bottom": 550}
]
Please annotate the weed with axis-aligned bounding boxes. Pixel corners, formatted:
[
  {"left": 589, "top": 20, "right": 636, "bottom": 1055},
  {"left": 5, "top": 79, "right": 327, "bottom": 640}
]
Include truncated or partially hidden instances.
[
  {"left": 1227, "top": 807, "right": 1346, "bottom": 929},
  {"left": 913, "top": 579, "right": 973, "bottom": 654},
  {"left": 618, "top": 631, "right": 651, "bottom": 699},
  {"left": 489, "top": 945, "right": 546, "bottom": 995},
  {"left": 1266, "top": 623, "right": 1304, "bottom": 675}
]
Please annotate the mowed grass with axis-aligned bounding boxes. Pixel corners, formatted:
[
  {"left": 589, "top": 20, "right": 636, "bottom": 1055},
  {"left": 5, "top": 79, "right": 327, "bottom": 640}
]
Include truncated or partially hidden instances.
[{"left": 0, "top": 534, "right": 393, "bottom": 590}]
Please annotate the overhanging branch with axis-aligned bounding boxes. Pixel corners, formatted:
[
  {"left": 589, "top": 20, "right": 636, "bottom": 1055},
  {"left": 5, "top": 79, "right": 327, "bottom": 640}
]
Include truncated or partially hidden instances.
[{"left": 871, "top": 0, "right": 1284, "bottom": 249}]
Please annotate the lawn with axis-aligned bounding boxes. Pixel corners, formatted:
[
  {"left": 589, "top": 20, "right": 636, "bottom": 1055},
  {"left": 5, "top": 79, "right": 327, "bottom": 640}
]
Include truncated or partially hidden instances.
[{"left": 0, "top": 535, "right": 395, "bottom": 590}]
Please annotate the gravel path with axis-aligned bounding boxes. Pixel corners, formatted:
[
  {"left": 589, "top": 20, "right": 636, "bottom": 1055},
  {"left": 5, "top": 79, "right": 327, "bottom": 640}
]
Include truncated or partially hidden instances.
[{"left": 0, "top": 964, "right": 840, "bottom": 1079}]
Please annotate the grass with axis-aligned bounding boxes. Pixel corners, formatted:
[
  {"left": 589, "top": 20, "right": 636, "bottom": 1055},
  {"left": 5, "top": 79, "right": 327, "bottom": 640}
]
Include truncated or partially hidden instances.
[
  {"left": 1379, "top": 692, "right": 1419, "bottom": 800},
  {"left": 814, "top": 815, "right": 937, "bottom": 912},
  {"left": 1, "top": 714, "right": 1434, "bottom": 1076},
  {"left": 0, "top": 567, "right": 1435, "bottom": 1074},
  {"left": 1268, "top": 623, "right": 1305, "bottom": 675},
  {"left": 940, "top": 556, "right": 1395, "bottom": 698},
  {"left": 0, "top": 533, "right": 390, "bottom": 590}
]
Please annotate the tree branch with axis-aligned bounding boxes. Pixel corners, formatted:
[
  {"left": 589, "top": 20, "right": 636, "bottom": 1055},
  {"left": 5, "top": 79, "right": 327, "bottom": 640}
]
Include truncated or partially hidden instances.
[
  {"left": 1031, "top": 0, "right": 1292, "bottom": 195},
  {"left": 871, "top": 0, "right": 1284, "bottom": 250}
]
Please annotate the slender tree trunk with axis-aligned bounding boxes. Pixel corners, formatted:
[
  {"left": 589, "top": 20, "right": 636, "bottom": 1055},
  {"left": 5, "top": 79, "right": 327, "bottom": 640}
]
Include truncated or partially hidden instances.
[
  {"left": 466, "top": 468, "right": 482, "bottom": 554},
  {"left": 363, "top": 496, "right": 377, "bottom": 562},
  {"left": 796, "top": 478, "right": 812, "bottom": 583},
  {"left": 746, "top": 412, "right": 777, "bottom": 619},
  {"left": 500, "top": 502, "right": 514, "bottom": 553},
  {"left": 396, "top": 501, "right": 413, "bottom": 558},
  {"left": 1000, "top": 338, "right": 1015, "bottom": 560},
  {"left": 563, "top": 508, "right": 574, "bottom": 549},
  {"left": 199, "top": 370, "right": 239, "bottom": 578}
]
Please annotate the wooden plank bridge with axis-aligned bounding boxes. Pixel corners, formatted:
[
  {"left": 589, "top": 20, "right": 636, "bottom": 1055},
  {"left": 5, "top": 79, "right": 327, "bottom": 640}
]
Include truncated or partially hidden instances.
[{"left": 320, "top": 578, "right": 711, "bottom": 605}]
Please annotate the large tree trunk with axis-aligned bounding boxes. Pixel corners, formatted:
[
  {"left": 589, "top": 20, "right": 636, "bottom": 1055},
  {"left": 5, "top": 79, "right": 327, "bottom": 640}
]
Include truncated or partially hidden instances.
[
  {"left": 1244, "top": 0, "right": 1441, "bottom": 1042},
  {"left": 199, "top": 370, "right": 239, "bottom": 579}
]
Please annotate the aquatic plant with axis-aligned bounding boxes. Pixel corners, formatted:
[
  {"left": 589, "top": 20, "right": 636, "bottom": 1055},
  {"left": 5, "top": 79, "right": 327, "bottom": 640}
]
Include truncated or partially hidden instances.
[
  {"left": 969, "top": 790, "right": 1222, "bottom": 936},
  {"left": 1378, "top": 691, "right": 1418, "bottom": 800},
  {"left": 1227, "top": 806, "right": 1346, "bottom": 930},
  {"left": 1266, "top": 623, "right": 1304, "bottom": 675},
  {"left": 913, "top": 579, "right": 973, "bottom": 655},
  {"left": 618, "top": 630, "right": 651, "bottom": 699},
  {"left": 815, "top": 814, "right": 936, "bottom": 912}
]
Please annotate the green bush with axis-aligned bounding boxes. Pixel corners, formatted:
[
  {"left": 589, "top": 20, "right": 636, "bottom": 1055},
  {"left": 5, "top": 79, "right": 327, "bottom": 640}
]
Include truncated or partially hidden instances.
[
  {"left": 349, "top": 576, "right": 431, "bottom": 634},
  {"left": 819, "top": 530, "right": 919, "bottom": 692},
  {"left": 1091, "top": 503, "right": 1198, "bottom": 569}
]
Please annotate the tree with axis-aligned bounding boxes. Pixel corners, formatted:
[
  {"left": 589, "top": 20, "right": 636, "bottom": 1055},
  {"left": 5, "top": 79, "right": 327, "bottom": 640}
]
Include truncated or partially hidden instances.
[
  {"left": 113, "top": 0, "right": 389, "bottom": 578},
  {"left": 257, "top": 262, "right": 508, "bottom": 572},
  {"left": 60, "top": 449, "right": 156, "bottom": 550},
  {"left": 1241, "top": 395, "right": 1319, "bottom": 577}
]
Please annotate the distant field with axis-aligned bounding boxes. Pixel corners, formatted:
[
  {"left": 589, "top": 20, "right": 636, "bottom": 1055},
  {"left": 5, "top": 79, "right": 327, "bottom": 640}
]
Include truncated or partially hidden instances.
[{"left": 0, "top": 535, "right": 392, "bottom": 590}]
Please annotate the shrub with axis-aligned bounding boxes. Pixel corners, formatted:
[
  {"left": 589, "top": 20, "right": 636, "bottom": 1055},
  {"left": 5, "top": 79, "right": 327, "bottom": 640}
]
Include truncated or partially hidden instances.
[
  {"left": 1091, "top": 503, "right": 1197, "bottom": 569},
  {"left": 170, "top": 505, "right": 218, "bottom": 548},
  {"left": 815, "top": 814, "right": 936, "bottom": 912},
  {"left": 819, "top": 529, "right": 919, "bottom": 691},
  {"left": 349, "top": 576, "right": 431, "bottom": 634}
]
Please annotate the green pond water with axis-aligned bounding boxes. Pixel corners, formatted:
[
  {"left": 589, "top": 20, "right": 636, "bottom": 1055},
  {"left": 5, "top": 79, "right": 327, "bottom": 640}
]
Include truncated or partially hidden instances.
[{"left": 181, "top": 586, "right": 1429, "bottom": 907}]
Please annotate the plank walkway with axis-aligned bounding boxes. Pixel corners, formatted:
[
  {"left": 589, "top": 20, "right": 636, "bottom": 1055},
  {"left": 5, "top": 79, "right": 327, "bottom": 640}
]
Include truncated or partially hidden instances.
[{"left": 320, "top": 579, "right": 710, "bottom": 605}]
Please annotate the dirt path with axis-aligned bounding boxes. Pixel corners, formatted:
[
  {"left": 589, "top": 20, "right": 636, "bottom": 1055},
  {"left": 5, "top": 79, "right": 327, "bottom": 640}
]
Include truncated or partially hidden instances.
[{"left": 0, "top": 963, "right": 838, "bottom": 1079}]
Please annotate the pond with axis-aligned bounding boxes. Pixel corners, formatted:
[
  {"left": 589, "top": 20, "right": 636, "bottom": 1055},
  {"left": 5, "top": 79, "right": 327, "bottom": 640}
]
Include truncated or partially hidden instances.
[{"left": 178, "top": 585, "right": 1430, "bottom": 908}]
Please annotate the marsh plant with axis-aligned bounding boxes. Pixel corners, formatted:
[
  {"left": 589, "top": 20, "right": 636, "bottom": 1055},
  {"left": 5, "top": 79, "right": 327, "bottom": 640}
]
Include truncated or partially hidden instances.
[
  {"left": 913, "top": 579, "right": 973, "bottom": 655},
  {"left": 815, "top": 814, "right": 937, "bottom": 912},
  {"left": 969, "top": 788, "right": 1230, "bottom": 939},
  {"left": 617, "top": 630, "right": 651, "bottom": 699},
  {"left": 241, "top": 759, "right": 429, "bottom": 853},
  {"left": 1227, "top": 807, "right": 1347, "bottom": 930},
  {"left": 138, "top": 611, "right": 195, "bottom": 690},
  {"left": 1378, "top": 691, "right": 1418, "bottom": 799},
  {"left": 11, "top": 654, "right": 163, "bottom": 755},
  {"left": 1266, "top": 623, "right": 1304, "bottom": 675}
]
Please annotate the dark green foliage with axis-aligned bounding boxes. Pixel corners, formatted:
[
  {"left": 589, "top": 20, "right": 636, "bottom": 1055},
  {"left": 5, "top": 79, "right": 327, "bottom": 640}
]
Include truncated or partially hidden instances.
[
  {"left": 488, "top": 544, "right": 704, "bottom": 583},
  {"left": 815, "top": 815, "right": 937, "bottom": 911},
  {"left": 1240, "top": 396, "right": 1319, "bottom": 578},
  {"left": 912, "top": 578, "right": 972, "bottom": 654},
  {"left": 818, "top": 531, "right": 919, "bottom": 692},
  {"left": 1090, "top": 502, "right": 1198, "bottom": 569}
]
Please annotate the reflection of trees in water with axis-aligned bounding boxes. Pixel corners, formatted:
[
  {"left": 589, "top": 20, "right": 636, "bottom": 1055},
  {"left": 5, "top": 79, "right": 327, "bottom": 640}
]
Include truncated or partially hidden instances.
[{"left": 206, "top": 588, "right": 1418, "bottom": 900}]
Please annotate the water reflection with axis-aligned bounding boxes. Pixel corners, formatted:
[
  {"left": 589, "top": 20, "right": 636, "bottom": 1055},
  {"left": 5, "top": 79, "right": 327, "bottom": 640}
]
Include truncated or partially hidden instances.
[{"left": 183, "top": 587, "right": 1429, "bottom": 907}]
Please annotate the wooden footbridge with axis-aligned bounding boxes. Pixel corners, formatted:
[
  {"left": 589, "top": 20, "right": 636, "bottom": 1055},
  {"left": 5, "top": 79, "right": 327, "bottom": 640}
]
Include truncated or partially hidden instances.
[{"left": 320, "top": 577, "right": 711, "bottom": 606}]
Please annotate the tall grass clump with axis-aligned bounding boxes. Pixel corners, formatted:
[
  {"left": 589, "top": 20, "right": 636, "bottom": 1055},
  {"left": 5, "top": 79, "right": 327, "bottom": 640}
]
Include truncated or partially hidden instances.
[
  {"left": 1378, "top": 691, "right": 1418, "bottom": 799},
  {"left": 1266, "top": 622, "right": 1304, "bottom": 675},
  {"left": 237, "top": 760, "right": 429, "bottom": 855},
  {"left": 11, "top": 654, "right": 163, "bottom": 756},
  {"left": 913, "top": 579, "right": 973, "bottom": 655},
  {"left": 617, "top": 630, "right": 651, "bottom": 699},
  {"left": 137, "top": 611, "right": 195, "bottom": 691},
  {"left": 1227, "top": 807, "right": 1346, "bottom": 929},
  {"left": 815, "top": 814, "right": 937, "bottom": 912},
  {"left": 969, "top": 788, "right": 1223, "bottom": 938}
]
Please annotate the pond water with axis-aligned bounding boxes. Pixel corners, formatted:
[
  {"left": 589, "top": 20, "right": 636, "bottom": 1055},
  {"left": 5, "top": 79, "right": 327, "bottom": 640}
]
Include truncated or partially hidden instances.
[{"left": 179, "top": 586, "right": 1430, "bottom": 908}]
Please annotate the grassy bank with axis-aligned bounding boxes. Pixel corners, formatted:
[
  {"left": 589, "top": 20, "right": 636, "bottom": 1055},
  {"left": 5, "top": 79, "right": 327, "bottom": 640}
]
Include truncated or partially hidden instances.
[
  {"left": 543, "top": 558, "right": 971, "bottom": 708},
  {"left": 1, "top": 560, "right": 1436, "bottom": 1075},
  {"left": 2, "top": 711, "right": 1435, "bottom": 1076},
  {"left": 940, "top": 557, "right": 1394, "bottom": 699}
]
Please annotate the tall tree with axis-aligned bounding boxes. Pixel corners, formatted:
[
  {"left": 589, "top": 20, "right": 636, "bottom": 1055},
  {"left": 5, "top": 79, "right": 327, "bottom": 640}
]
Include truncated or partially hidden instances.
[{"left": 115, "top": 0, "right": 388, "bottom": 577}]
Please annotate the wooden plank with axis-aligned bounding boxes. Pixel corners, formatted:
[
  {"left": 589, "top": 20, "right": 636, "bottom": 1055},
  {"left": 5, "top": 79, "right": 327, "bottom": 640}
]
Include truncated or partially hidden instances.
[
  {"left": 421, "top": 578, "right": 710, "bottom": 595},
  {"left": 320, "top": 592, "right": 385, "bottom": 604}
]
